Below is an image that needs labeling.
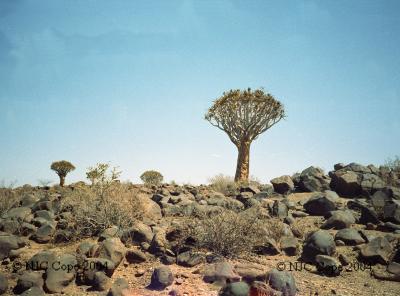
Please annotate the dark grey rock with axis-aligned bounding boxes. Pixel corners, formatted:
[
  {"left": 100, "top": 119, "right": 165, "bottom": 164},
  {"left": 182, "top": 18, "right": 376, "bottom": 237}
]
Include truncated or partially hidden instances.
[
  {"left": 15, "top": 271, "right": 44, "bottom": 294},
  {"left": 303, "top": 191, "right": 338, "bottom": 216},
  {"left": 266, "top": 269, "right": 296, "bottom": 296},
  {"left": 0, "top": 273, "right": 7, "bottom": 295},
  {"left": 219, "top": 281, "right": 250, "bottom": 296},
  {"left": 203, "top": 261, "right": 239, "bottom": 284},
  {"left": 0, "top": 233, "right": 26, "bottom": 260},
  {"left": 302, "top": 230, "right": 336, "bottom": 263},
  {"left": 270, "top": 175, "right": 294, "bottom": 194},
  {"left": 272, "top": 201, "right": 288, "bottom": 218},
  {"left": 335, "top": 228, "right": 365, "bottom": 245},
  {"left": 150, "top": 266, "right": 174, "bottom": 290},
  {"left": 93, "top": 271, "right": 109, "bottom": 291},
  {"left": 383, "top": 200, "right": 400, "bottom": 224},
  {"left": 240, "top": 185, "right": 260, "bottom": 195},
  {"left": 297, "top": 166, "right": 330, "bottom": 192},
  {"left": 321, "top": 210, "right": 355, "bottom": 230},
  {"left": 359, "top": 236, "right": 393, "bottom": 264},
  {"left": 176, "top": 251, "right": 203, "bottom": 267},
  {"left": 107, "top": 277, "right": 129, "bottom": 296},
  {"left": 97, "top": 238, "right": 126, "bottom": 267},
  {"left": 27, "top": 251, "right": 56, "bottom": 271},
  {"left": 330, "top": 169, "right": 362, "bottom": 197},
  {"left": 31, "top": 223, "right": 55, "bottom": 243},
  {"left": 315, "top": 255, "right": 342, "bottom": 277},
  {"left": 280, "top": 236, "right": 298, "bottom": 256},
  {"left": 120, "top": 221, "right": 153, "bottom": 245},
  {"left": 44, "top": 254, "right": 77, "bottom": 293},
  {"left": 20, "top": 287, "right": 45, "bottom": 296},
  {"left": 125, "top": 249, "right": 147, "bottom": 264},
  {"left": 254, "top": 238, "right": 280, "bottom": 255}
]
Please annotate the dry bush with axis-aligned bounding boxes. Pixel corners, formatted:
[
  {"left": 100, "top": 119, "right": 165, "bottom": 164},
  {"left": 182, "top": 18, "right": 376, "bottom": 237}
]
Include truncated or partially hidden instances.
[
  {"left": 59, "top": 182, "right": 144, "bottom": 241},
  {"left": 208, "top": 174, "right": 238, "bottom": 196},
  {"left": 184, "top": 207, "right": 285, "bottom": 258},
  {"left": 0, "top": 188, "right": 19, "bottom": 216}
]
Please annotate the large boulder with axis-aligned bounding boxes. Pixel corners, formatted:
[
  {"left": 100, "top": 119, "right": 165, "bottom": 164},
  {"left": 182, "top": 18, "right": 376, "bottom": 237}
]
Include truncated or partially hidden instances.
[
  {"left": 302, "top": 230, "right": 336, "bottom": 263},
  {"left": 44, "top": 254, "right": 77, "bottom": 293},
  {"left": 297, "top": 166, "right": 330, "bottom": 192},
  {"left": 330, "top": 170, "right": 361, "bottom": 197},
  {"left": 359, "top": 236, "right": 393, "bottom": 264},
  {"left": 270, "top": 176, "right": 294, "bottom": 194},
  {"left": 303, "top": 191, "right": 338, "bottom": 216},
  {"left": 96, "top": 238, "right": 126, "bottom": 267},
  {"left": 266, "top": 269, "right": 296, "bottom": 296}
]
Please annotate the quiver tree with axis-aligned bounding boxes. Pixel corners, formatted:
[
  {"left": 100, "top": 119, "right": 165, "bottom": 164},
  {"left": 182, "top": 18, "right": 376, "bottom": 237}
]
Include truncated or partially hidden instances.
[
  {"left": 205, "top": 88, "right": 285, "bottom": 183},
  {"left": 50, "top": 160, "right": 75, "bottom": 187}
]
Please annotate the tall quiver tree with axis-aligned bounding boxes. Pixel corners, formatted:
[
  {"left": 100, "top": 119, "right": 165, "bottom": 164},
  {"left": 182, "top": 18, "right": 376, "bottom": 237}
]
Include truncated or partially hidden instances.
[
  {"left": 50, "top": 160, "right": 75, "bottom": 187},
  {"left": 205, "top": 88, "right": 285, "bottom": 183}
]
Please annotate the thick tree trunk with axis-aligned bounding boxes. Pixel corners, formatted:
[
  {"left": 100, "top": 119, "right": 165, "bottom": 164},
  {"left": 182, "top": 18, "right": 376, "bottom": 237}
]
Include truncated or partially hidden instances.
[
  {"left": 59, "top": 175, "right": 65, "bottom": 187},
  {"left": 234, "top": 141, "right": 251, "bottom": 183}
]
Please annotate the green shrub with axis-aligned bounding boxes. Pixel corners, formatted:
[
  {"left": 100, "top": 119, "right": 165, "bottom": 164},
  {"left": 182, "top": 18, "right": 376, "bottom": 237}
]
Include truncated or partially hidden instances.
[{"left": 140, "top": 170, "right": 163, "bottom": 186}]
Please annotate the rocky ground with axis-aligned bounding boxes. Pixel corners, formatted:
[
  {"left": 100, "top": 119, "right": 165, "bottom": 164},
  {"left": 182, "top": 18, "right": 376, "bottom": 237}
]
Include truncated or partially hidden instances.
[{"left": 0, "top": 162, "right": 400, "bottom": 296}]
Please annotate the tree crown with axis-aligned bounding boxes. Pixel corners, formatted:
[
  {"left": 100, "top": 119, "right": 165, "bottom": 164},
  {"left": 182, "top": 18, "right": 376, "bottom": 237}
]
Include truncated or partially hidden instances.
[
  {"left": 50, "top": 160, "right": 75, "bottom": 177},
  {"left": 140, "top": 170, "right": 163, "bottom": 186},
  {"left": 205, "top": 88, "right": 285, "bottom": 146}
]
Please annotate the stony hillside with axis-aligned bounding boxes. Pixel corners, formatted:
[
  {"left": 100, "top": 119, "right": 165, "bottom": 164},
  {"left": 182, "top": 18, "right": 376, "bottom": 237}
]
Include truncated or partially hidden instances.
[{"left": 0, "top": 162, "right": 399, "bottom": 296}]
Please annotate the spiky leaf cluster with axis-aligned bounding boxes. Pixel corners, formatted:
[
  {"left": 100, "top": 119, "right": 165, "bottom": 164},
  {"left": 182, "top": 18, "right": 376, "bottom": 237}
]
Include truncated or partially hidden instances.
[
  {"left": 50, "top": 160, "right": 75, "bottom": 177},
  {"left": 205, "top": 88, "right": 285, "bottom": 146}
]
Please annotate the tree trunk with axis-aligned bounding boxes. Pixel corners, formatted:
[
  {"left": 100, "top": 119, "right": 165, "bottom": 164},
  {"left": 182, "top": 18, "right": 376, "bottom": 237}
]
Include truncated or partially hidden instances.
[
  {"left": 234, "top": 141, "right": 251, "bottom": 183},
  {"left": 59, "top": 175, "right": 65, "bottom": 187}
]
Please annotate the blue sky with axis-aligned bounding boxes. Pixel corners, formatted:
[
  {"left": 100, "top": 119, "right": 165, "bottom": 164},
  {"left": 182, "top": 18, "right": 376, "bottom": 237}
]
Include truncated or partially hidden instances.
[{"left": 0, "top": 0, "right": 399, "bottom": 185}]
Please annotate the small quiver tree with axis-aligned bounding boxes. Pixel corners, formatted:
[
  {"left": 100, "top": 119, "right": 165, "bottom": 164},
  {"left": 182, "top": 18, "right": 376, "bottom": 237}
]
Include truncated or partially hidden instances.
[{"left": 50, "top": 160, "right": 75, "bottom": 187}]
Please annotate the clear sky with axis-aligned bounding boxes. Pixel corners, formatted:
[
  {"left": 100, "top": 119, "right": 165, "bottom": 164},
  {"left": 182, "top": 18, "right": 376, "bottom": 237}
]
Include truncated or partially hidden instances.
[{"left": 1, "top": 0, "right": 399, "bottom": 186}]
